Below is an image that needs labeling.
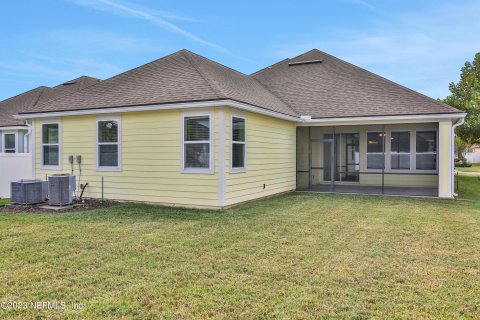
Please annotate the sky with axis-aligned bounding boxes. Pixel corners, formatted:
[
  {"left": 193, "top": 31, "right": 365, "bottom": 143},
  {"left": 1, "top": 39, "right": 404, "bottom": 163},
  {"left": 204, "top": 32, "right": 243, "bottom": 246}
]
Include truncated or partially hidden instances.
[{"left": 1, "top": 0, "right": 479, "bottom": 101}]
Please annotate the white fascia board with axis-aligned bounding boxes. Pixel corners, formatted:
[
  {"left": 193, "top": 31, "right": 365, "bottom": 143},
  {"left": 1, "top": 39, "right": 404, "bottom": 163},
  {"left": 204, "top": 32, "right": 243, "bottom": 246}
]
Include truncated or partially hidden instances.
[
  {"left": 300, "top": 113, "right": 467, "bottom": 124},
  {"left": 0, "top": 126, "right": 28, "bottom": 130},
  {"left": 14, "top": 100, "right": 299, "bottom": 122}
]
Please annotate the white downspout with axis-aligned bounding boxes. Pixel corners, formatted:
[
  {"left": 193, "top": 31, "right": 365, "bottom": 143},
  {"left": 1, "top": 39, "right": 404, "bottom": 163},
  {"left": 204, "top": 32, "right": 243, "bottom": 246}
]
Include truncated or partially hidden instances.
[
  {"left": 24, "top": 120, "right": 32, "bottom": 153},
  {"left": 24, "top": 120, "right": 35, "bottom": 179},
  {"left": 451, "top": 117, "right": 465, "bottom": 197}
]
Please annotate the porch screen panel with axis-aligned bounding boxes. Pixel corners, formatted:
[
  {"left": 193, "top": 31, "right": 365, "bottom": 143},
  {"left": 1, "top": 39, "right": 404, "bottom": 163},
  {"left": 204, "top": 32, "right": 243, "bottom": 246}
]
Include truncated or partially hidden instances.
[{"left": 296, "top": 127, "right": 309, "bottom": 191}]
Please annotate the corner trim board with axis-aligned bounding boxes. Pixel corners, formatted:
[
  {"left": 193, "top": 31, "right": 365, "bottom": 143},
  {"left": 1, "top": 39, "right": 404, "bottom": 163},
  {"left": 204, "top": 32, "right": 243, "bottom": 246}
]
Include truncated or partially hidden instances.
[{"left": 218, "top": 109, "right": 226, "bottom": 206}]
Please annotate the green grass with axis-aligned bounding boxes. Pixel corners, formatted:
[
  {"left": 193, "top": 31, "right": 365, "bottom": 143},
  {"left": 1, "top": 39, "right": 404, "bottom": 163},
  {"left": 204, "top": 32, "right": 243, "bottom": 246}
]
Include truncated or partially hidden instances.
[
  {"left": 456, "top": 163, "right": 480, "bottom": 172},
  {"left": 1, "top": 177, "right": 480, "bottom": 319},
  {"left": 0, "top": 198, "right": 9, "bottom": 206}
]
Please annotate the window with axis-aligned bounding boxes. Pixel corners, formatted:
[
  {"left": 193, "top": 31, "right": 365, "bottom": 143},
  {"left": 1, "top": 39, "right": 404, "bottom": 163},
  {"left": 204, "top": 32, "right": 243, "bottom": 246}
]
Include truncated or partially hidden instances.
[
  {"left": 366, "top": 132, "right": 385, "bottom": 169},
  {"left": 183, "top": 115, "right": 212, "bottom": 171},
  {"left": 42, "top": 123, "right": 60, "bottom": 167},
  {"left": 97, "top": 120, "right": 120, "bottom": 169},
  {"left": 416, "top": 131, "right": 437, "bottom": 170},
  {"left": 391, "top": 132, "right": 410, "bottom": 170},
  {"left": 3, "top": 133, "right": 16, "bottom": 153},
  {"left": 231, "top": 117, "right": 246, "bottom": 171}
]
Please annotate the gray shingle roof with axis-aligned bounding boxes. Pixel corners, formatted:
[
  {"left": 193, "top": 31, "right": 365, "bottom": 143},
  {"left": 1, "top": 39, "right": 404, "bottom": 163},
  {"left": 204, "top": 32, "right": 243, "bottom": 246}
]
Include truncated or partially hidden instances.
[
  {"left": 16, "top": 49, "right": 461, "bottom": 119},
  {"left": 0, "top": 76, "right": 100, "bottom": 127},
  {"left": 22, "top": 50, "right": 296, "bottom": 116},
  {"left": 252, "top": 49, "right": 460, "bottom": 118}
]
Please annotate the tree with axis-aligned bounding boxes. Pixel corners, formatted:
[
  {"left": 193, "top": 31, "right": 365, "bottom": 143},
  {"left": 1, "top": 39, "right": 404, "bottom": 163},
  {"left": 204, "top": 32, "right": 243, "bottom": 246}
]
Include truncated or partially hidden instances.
[{"left": 443, "top": 52, "right": 480, "bottom": 160}]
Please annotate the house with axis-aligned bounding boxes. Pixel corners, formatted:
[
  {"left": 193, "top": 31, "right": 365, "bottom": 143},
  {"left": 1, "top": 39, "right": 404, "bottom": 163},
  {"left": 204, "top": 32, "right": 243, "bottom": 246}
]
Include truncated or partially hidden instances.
[
  {"left": 15, "top": 49, "right": 465, "bottom": 208},
  {"left": 0, "top": 76, "right": 99, "bottom": 197},
  {"left": 465, "top": 144, "right": 480, "bottom": 163}
]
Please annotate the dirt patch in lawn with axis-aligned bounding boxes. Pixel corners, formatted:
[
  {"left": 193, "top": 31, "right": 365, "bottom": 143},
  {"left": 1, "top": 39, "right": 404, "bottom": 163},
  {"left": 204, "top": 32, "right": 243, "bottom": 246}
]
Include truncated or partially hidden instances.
[{"left": 0, "top": 198, "right": 119, "bottom": 214}]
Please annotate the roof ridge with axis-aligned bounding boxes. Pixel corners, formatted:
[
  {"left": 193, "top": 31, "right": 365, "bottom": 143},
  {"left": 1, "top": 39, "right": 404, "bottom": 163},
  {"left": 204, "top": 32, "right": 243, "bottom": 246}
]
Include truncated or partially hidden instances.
[
  {"left": 78, "top": 50, "right": 188, "bottom": 85},
  {"left": 181, "top": 51, "right": 225, "bottom": 99},
  {"left": 312, "top": 49, "right": 459, "bottom": 112},
  {"left": 0, "top": 86, "right": 49, "bottom": 105},
  {"left": 30, "top": 87, "right": 50, "bottom": 109},
  {"left": 185, "top": 51, "right": 298, "bottom": 115},
  {"left": 53, "top": 75, "right": 100, "bottom": 88},
  {"left": 250, "top": 58, "right": 290, "bottom": 76},
  {"left": 30, "top": 77, "right": 100, "bottom": 112},
  {"left": 182, "top": 49, "right": 252, "bottom": 77},
  {"left": 250, "top": 50, "right": 323, "bottom": 77}
]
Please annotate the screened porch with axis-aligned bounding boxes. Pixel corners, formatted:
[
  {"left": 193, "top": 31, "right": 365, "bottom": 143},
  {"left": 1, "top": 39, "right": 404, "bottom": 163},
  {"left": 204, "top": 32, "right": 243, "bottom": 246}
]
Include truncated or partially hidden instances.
[{"left": 296, "top": 123, "right": 440, "bottom": 197}]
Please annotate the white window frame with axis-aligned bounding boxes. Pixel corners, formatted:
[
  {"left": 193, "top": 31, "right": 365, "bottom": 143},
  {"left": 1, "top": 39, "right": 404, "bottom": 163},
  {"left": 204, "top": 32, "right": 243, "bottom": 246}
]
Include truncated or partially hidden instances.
[
  {"left": 390, "top": 131, "right": 411, "bottom": 170},
  {"left": 181, "top": 110, "right": 214, "bottom": 174},
  {"left": 96, "top": 117, "right": 122, "bottom": 172},
  {"left": 1, "top": 131, "right": 18, "bottom": 153},
  {"left": 415, "top": 130, "right": 438, "bottom": 172},
  {"left": 41, "top": 121, "right": 62, "bottom": 170},
  {"left": 364, "top": 127, "right": 438, "bottom": 174},
  {"left": 230, "top": 114, "right": 247, "bottom": 173},
  {"left": 366, "top": 131, "right": 385, "bottom": 170}
]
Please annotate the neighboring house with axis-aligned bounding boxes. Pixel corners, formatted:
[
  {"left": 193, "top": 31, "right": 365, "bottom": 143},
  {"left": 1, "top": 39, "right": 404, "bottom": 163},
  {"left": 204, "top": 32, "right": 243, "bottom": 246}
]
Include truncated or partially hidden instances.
[
  {"left": 465, "top": 144, "right": 480, "bottom": 163},
  {"left": 15, "top": 49, "right": 465, "bottom": 208},
  {"left": 0, "top": 76, "right": 99, "bottom": 197}
]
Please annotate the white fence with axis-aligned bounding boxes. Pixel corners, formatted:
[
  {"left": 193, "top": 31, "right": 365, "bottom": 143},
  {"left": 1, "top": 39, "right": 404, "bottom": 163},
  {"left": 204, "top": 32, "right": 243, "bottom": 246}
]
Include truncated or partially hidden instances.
[
  {"left": 465, "top": 152, "right": 480, "bottom": 164},
  {"left": 0, "top": 154, "right": 33, "bottom": 198}
]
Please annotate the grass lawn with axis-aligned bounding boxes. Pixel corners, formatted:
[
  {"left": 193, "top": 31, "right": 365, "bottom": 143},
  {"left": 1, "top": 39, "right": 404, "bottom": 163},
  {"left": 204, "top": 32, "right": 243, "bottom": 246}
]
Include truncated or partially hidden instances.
[
  {"left": 0, "top": 198, "right": 10, "bottom": 206},
  {"left": 1, "top": 177, "right": 479, "bottom": 319},
  {"left": 456, "top": 163, "right": 480, "bottom": 172}
]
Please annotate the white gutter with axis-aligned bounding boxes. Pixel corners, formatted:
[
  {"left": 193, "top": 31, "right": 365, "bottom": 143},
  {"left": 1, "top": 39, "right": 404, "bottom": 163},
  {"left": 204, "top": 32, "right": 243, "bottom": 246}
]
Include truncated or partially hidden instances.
[
  {"left": 0, "top": 125, "right": 29, "bottom": 130},
  {"left": 451, "top": 117, "right": 465, "bottom": 197},
  {"left": 14, "top": 99, "right": 299, "bottom": 122},
  {"left": 300, "top": 113, "right": 467, "bottom": 123}
]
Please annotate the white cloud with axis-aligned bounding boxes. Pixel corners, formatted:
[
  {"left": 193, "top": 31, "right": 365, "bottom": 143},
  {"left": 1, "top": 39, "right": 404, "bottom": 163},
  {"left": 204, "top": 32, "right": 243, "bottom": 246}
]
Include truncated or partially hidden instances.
[
  {"left": 43, "top": 29, "right": 157, "bottom": 53},
  {"left": 272, "top": 0, "right": 480, "bottom": 99},
  {"left": 335, "top": 0, "right": 377, "bottom": 11},
  {"left": 70, "top": 0, "right": 230, "bottom": 53},
  {"left": 0, "top": 28, "right": 166, "bottom": 88}
]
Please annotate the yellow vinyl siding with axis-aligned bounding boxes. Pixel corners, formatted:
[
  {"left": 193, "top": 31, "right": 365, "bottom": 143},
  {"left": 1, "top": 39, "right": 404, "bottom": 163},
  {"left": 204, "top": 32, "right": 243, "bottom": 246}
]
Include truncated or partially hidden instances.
[
  {"left": 35, "top": 108, "right": 219, "bottom": 208},
  {"left": 225, "top": 109, "right": 296, "bottom": 206}
]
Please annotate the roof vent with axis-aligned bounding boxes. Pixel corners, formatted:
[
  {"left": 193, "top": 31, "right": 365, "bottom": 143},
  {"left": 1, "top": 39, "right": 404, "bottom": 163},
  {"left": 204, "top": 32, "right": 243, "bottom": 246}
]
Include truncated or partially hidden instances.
[
  {"left": 288, "top": 59, "right": 323, "bottom": 66},
  {"left": 62, "top": 81, "right": 77, "bottom": 86}
]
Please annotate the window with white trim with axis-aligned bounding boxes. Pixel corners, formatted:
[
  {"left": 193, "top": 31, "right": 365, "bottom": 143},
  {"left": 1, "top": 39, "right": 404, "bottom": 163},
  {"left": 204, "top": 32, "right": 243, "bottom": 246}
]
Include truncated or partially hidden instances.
[
  {"left": 391, "top": 132, "right": 410, "bottom": 170},
  {"left": 366, "top": 132, "right": 385, "bottom": 169},
  {"left": 416, "top": 131, "right": 437, "bottom": 170},
  {"left": 42, "top": 123, "right": 60, "bottom": 166},
  {"left": 98, "top": 120, "right": 120, "bottom": 168},
  {"left": 183, "top": 116, "right": 211, "bottom": 169},
  {"left": 3, "top": 133, "right": 16, "bottom": 153},
  {"left": 231, "top": 117, "right": 246, "bottom": 170}
]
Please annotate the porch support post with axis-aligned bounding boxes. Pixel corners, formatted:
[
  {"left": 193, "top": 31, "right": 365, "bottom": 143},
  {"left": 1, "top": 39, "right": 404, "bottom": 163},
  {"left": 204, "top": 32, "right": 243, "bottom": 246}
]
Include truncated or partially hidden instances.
[
  {"left": 308, "top": 127, "right": 312, "bottom": 191},
  {"left": 438, "top": 120, "right": 453, "bottom": 198},
  {"left": 332, "top": 126, "right": 335, "bottom": 192},
  {"left": 382, "top": 124, "right": 385, "bottom": 194}
]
